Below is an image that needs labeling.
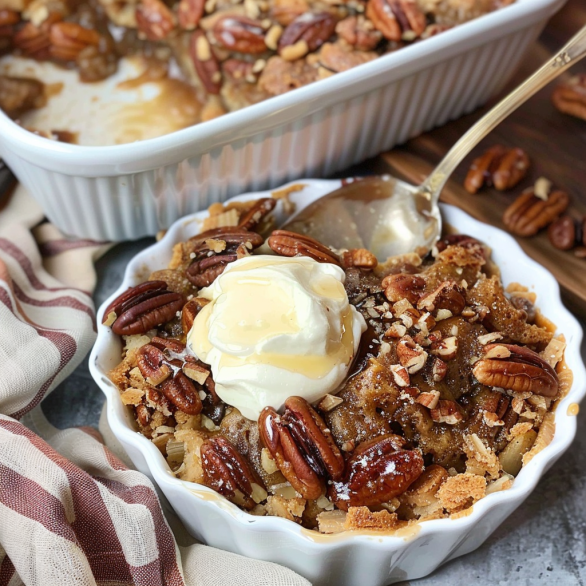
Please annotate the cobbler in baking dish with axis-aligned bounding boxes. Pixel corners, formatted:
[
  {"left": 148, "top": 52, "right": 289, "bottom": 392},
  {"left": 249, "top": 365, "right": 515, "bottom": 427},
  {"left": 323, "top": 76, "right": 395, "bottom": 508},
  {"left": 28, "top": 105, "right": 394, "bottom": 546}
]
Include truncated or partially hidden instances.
[
  {"left": 1, "top": 0, "right": 514, "bottom": 141},
  {"left": 104, "top": 188, "right": 568, "bottom": 533}
]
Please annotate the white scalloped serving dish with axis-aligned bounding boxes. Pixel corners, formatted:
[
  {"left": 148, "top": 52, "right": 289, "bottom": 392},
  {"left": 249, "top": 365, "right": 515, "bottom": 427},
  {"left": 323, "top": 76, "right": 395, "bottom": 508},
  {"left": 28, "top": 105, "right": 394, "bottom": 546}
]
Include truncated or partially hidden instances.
[
  {"left": 0, "top": 0, "right": 567, "bottom": 241},
  {"left": 90, "top": 180, "right": 585, "bottom": 586}
]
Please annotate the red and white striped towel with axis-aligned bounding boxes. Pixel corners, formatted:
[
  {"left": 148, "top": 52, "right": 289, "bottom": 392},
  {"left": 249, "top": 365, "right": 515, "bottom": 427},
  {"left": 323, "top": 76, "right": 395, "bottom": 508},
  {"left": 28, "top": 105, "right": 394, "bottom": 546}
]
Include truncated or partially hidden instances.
[{"left": 0, "top": 186, "right": 309, "bottom": 586}]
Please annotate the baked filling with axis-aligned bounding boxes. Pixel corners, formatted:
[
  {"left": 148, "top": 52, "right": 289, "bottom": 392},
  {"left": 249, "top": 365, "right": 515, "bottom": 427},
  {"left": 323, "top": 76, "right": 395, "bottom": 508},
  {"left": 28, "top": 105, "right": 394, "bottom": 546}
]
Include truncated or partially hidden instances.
[
  {"left": 1, "top": 0, "right": 514, "bottom": 141},
  {"left": 105, "top": 191, "right": 568, "bottom": 533}
]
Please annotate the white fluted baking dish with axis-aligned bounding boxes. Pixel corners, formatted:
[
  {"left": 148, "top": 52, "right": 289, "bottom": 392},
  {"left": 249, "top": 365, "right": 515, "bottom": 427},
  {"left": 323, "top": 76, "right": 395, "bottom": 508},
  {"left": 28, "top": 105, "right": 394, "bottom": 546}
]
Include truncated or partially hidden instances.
[
  {"left": 0, "top": 0, "right": 566, "bottom": 242},
  {"left": 90, "top": 180, "right": 585, "bottom": 586}
]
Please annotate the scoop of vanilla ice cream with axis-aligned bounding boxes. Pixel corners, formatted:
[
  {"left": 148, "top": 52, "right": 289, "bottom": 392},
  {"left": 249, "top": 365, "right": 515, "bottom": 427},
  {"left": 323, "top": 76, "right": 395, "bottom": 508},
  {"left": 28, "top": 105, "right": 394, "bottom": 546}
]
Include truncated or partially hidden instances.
[{"left": 187, "top": 255, "right": 366, "bottom": 421}]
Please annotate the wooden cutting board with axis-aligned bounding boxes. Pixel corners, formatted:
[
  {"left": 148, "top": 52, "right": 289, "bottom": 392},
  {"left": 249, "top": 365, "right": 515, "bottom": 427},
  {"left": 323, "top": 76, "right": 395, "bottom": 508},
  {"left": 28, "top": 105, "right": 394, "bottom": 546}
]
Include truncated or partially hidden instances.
[{"left": 367, "top": 0, "right": 586, "bottom": 315}]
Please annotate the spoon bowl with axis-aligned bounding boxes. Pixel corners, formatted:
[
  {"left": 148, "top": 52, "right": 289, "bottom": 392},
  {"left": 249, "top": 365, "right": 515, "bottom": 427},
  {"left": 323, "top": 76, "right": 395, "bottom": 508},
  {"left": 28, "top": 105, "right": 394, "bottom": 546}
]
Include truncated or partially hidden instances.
[{"left": 282, "top": 176, "right": 438, "bottom": 261}]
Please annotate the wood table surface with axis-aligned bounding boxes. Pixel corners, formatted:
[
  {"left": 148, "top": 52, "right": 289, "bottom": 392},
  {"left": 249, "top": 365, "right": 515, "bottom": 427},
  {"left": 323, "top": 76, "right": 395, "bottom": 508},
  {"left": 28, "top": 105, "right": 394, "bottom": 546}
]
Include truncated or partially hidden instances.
[{"left": 360, "top": 0, "right": 586, "bottom": 314}]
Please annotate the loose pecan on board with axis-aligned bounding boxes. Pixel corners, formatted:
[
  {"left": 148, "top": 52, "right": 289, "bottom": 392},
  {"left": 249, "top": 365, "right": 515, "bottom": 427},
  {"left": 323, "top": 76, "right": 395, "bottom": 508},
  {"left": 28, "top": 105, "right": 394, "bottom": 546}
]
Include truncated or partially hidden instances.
[
  {"left": 503, "top": 188, "right": 569, "bottom": 237},
  {"left": 464, "top": 146, "right": 529, "bottom": 194},
  {"left": 552, "top": 74, "right": 586, "bottom": 121}
]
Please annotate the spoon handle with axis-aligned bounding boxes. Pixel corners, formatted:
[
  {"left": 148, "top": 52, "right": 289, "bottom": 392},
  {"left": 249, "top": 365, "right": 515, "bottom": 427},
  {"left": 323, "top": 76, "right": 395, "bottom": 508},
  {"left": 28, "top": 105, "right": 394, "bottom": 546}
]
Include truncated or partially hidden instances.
[{"left": 422, "top": 24, "right": 586, "bottom": 197}]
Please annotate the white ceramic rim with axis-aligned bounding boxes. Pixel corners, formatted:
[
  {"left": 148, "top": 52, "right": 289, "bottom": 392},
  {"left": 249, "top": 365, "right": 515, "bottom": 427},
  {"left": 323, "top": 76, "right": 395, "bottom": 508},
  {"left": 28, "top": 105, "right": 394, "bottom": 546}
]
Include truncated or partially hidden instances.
[
  {"left": 90, "top": 178, "right": 586, "bottom": 549},
  {"left": 0, "top": 0, "right": 565, "bottom": 175}
]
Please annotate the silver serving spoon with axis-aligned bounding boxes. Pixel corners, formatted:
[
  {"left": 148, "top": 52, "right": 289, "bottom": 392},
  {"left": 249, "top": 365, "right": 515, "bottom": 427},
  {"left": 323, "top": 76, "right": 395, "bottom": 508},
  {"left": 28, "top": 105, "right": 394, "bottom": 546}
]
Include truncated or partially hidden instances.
[{"left": 283, "top": 25, "right": 586, "bottom": 261}]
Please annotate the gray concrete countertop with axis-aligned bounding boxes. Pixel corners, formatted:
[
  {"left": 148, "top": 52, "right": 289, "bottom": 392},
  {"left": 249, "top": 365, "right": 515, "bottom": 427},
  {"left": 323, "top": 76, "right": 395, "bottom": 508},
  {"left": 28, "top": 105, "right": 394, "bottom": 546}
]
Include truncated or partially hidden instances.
[{"left": 41, "top": 235, "right": 586, "bottom": 586}]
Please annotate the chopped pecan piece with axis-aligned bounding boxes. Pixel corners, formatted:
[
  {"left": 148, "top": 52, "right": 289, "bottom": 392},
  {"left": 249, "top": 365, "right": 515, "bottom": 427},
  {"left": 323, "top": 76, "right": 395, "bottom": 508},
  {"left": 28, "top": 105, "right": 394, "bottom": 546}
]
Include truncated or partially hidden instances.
[
  {"left": 342, "top": 248, "right": 378, "bottom": 270},
  {"left": 329, "top": 434, "right": 424, "bottom": 510},
  {"left": 552, "top": 74, "right": 586, "bottom": 121},
  {"left": 259, "top": 396, "right": 345, "bottom": 500},
  {"left": 201, "top": 437, "right": 266, "bottom": 510},
  {"left": 430, "top": 400, "right": 463, "bottom": 425},
  {"left": 473, "top": 343, "right": 559, "bottom": 397},
  {"left": 417, "top": 280, "right": 466, "bottom": 316},
  {"left": 382, "top": 273, "right": 425, "bottom": 305},
  {"left": 103, "top": 280, "right": 185, "bottom": 336},
  {"left": 181, "top": 297, "right": 209, "bottom": 334},
  {"left": 397, "top": 335, "right": 428, "bottom": 374},
  {"left": 267, "top": 230, "right": 341, "bottom": 266},
  {"left": 464, "top": 146, "right": 529, "bottom": 194},
  {"left": 503, "top": 188, "right": 569, "bottom": 237}
]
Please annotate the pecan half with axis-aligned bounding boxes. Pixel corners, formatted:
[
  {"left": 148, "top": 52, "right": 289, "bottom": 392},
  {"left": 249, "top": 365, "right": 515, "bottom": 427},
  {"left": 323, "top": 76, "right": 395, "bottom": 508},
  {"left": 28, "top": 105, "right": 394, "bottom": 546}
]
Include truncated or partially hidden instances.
[
  {"left": 417, "top": 280, "right": 466, "bottom": 316},
  {"left": 335, "top": 15, "right": 382, "bottom": 51},
  {"left": 181, "top": 297, "right": 209, "bottom": 334},
  {"left": 201, "top": 437, "right": 266, "bottom": 510},
  {"left": 382, "top": 273, "right": 425, "bottom": 305},
  {"left": 160, "top": 371, "right": 202, "bottom": 414},
  {"left": 473, "top": 343, "right": 559, "bottom": 397},
  {"left": 178, "top": 0, "right": 204, "bottom": 30},
  {"left": 268, "top": 230, "right": 341, "bottom": 266},
  {"left": 189, "top": 29, "right": 221, "bottom": 94},
  {"left": 503, "top": 188, "right": 569, "bottom": 237},
  {"left": 259, "top": 396, "right": 345, "bottom": 500},
  {"left": 464, "top": 146, "right": 529, "bottom": 194},
  {"left": 213, "top": 16, "right": 266, "bottom": 53},
  {"left": 552, "top": 74, "right": 586, "bottom": 121},
  {"left": 329, "top": 434, "right": 424, "bottom": 510},
  {"left": 49, "top": 22, "right": 100, "bottom": 62},
  {"left": 366, "top": 0, "right": 425, "bottom": 42},
  {"left": 186, "top": 227, "right": 264, "bottom": 287},
  {"left": 13, "top": 14, "right": 61, "bottom": 59},
  {"left": 137, "top": 344, "right": 172, "bottom": 386},
  {"left": 548, "top": 215, "right": 586, "bottom": 251},
  {"left": 237, "top": 197, "right": 276, "bottom": 231},
  {"left": 103, "top": 280, "right": 185, "bottom": 336},
  {"left": 136, "top": 0, "right": 175, "bottom": 40},
  {"left": 278, "top": 12, "right": 336, "bottom": 55}
]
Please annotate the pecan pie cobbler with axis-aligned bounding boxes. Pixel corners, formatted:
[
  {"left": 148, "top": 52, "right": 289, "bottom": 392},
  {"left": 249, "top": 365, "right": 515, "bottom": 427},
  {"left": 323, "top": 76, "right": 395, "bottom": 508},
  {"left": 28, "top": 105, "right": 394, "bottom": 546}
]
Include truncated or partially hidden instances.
[
  {"left": 105, "top": 186, "right": 568, "bottom": 533},
  {"left": 1, "top": 0, "right": 514, "bottom": 139}
]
